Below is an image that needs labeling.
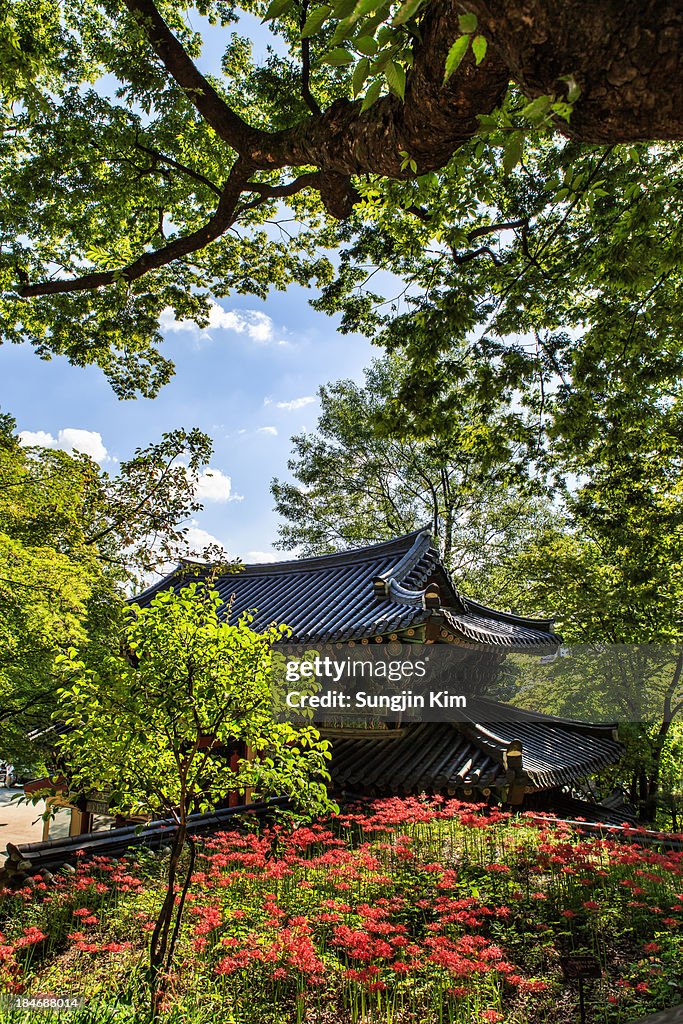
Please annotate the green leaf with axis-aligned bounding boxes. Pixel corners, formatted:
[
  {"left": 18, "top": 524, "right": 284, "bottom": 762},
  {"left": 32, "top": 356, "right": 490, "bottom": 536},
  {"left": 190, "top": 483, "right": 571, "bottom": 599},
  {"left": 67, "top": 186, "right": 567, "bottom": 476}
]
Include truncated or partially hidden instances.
[
  {"left": 352, "top": 57, "right": 371, "bottom": 96},
  {"left": 320, "top": 46, "right": 355, "bottom": 66},
  {"left": 357, "top": 4, "right": 391, "bottom": 37},
  {"left": 392, "top": 0, "right": 424, "bottom": 27},
  {"left": 559, "top": 73, "right": 581, "bottom": 103},
  {"left": 330, "top": 15, "right": 356, "bottom": 44},
  {"left": 355, "top": 34, "right": 378, "bottom": 54},
  {"left": 352, "top": 0, "right": 382, "bottom": 17},
  {"left": 369, "top": 51, "right": 390, "bottom": 74},
  {"left": 443, "top": 34, "right": 469, "bottom": 83},
  {"left": 331, "top": 0, "right": 357, "bottom": 18},
  {"left": 471, "top": 34, "right": 487, "bottom": 65},
  {"left": 521, "top": 94, "right": 552, "bottom": 123},
  {"left": 384, "top": 60, "right": 406, "bottom": 101},
  {"left": 360, "top": 77, "right": 382, "bottom": 111},
  {"left": 503, "top": 131, "right": 524, "bottom": 175},
  {"left": 262, "top": 0, "right": 293, "bottom": 21},
  {"left": 301, "top": 4, "right": 332, "bottom": 37},
  {"left": 457, "top": 12, "right": 477, "bottom": 33}
]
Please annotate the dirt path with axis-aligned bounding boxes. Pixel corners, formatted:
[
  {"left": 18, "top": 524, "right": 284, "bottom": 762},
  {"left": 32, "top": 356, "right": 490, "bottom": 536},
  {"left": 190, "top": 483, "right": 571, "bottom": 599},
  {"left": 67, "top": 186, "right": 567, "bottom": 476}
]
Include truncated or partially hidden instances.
[{"left": 0, "top": 787, "right": 46, "bottom": 858}]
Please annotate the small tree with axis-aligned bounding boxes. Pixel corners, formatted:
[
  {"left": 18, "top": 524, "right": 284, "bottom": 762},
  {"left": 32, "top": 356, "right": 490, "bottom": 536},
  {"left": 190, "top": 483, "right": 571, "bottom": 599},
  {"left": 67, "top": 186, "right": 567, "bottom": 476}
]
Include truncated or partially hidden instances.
[{"left": 56, "top": 582, "right": 333, "bottom": 1013}]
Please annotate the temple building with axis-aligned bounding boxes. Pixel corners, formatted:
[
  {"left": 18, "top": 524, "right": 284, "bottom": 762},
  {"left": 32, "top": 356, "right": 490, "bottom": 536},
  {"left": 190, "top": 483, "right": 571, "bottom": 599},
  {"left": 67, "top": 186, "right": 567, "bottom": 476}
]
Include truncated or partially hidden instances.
[
  {"left": 139, "top": 528, "right": 623, "bottom": 810},
  {"left": 4, "top": 530, "right": 626, "bottom": 875}
]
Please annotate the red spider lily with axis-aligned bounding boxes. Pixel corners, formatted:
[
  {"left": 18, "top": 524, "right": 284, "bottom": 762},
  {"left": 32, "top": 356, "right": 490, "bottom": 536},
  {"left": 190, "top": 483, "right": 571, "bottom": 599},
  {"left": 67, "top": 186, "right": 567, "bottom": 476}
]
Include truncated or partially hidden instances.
[
  {"left": 518, "top": 978, "right": 549, "bottom": 992},
  {"left": 190, "top": 905, "right": 222, "bottom": 936},
  {"left": 13, "top": 927, "right": 46, "bottom": 949}
]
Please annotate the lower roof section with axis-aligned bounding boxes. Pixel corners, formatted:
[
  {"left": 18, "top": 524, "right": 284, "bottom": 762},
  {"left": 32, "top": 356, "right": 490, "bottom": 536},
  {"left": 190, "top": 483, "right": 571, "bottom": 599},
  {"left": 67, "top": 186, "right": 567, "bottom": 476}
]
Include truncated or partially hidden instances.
[{"left": 327, "top": 699, "right": 622, "bottom": 795}]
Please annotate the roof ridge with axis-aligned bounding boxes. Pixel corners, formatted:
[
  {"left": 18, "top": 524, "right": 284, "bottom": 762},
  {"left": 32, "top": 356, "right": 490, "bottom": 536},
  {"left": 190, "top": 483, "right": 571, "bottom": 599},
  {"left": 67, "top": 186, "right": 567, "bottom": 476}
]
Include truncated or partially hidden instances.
[
  {"left": 458, "top": 595, "right": 556, "bottom": 633},
  {"left": 218, "top": 530, "right": 430, "bottom": 576},
  {"left": 463, "top": 696, "right": 619, "bottom": 737}
]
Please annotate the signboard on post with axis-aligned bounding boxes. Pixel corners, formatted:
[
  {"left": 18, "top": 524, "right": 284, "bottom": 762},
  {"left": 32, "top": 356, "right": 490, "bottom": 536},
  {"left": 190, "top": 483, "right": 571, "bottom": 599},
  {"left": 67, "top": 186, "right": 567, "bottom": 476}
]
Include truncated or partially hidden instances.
[
  {"left": 84, "top": 791, "right": 111, "bottom": 816},
  {"left": 559, "top": 954, "right": 602, "bottom": 980}
]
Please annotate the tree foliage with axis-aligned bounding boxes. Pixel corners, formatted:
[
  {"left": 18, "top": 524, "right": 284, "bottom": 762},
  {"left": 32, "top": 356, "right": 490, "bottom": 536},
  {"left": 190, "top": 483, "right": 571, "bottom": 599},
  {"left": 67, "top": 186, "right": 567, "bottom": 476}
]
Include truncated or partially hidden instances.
[
  {"left": 272, "top": 355, "right": 551, "bottom": 597},
  {"left": 56, "top": 582, "right": 332, "bottom": 1003},
  {"left": 0, "top": 413, "right": 238, "bottom": 767},
  {"left": 1, "top": 0, "right": 681, "bottom": 395}
]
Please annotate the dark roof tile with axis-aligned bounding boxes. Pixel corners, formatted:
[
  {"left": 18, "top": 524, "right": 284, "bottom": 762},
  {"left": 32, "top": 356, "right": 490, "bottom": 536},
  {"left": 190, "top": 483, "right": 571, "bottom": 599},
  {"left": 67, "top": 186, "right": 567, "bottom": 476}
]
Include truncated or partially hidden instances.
[{"left": 135, "top": 530, "right": 558, "bottom": 647}]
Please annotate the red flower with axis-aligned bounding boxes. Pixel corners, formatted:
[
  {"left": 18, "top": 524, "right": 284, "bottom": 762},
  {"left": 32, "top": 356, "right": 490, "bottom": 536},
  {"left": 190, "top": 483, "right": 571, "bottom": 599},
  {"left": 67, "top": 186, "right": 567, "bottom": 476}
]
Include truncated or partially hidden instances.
[{"left": 13, "top": 927, "right": 46, "bottom": 948}]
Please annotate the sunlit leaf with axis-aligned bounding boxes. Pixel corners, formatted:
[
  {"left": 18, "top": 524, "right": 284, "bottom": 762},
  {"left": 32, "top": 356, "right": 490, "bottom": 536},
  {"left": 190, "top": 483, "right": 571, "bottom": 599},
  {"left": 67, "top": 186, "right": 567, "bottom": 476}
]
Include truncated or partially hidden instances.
[
  {"left": 471, "top": 34, "right": 487, "bottom": 65},
  {"left": 458, "top": 12, "right": 477, "bottom": 33},
  {"left": 352, "top": 57, "right": 371, "bottom": 96},
  {"left": 385, "top": 60, "right": 406, "bottom": 101},
  {"left": 320, "top": 46, "right": 355, "bottom": 66},
  {"left": 301, "top": 4, "right": 332, "bottom": 37},
  {"left": 443, "top": 34, "right": 469, "bottom": 83},
  {"left": 355, "top": 35, "right": 378, "bottom": 55},
  {"left": 392, "top": 0, "right": 424, "bottom": 27},
  {"left": 360, "top": 77, "right": 382, "bottom": 111},
  {"left": 262, "top": 0, "right": 293, "bottom": 22}
]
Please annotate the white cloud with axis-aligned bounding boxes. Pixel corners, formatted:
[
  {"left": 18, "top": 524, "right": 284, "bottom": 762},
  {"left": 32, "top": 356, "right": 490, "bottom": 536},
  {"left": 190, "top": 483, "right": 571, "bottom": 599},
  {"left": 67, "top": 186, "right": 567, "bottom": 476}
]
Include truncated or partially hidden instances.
[
  {"left": 18, "top": 430, "right": 55, "bottom": 448},
  {"left": 245, "top": 550, "right": 280, "bottom": 563},
  {"left": 264, "top": 396, "right": 316, "bottom": 412},
  {"left": 160, "top": 301, "right": 277, "bottom": 344},
  {"left": 18, "top": 427, "right": 108, "bottom": 463},
  {"left": 256, "top": 426, "right": 278, "bottom": 436},
  {"left": 185, "top": 524, "right": 228, "bottom": 558},
  {"left": 194, "top": 467, "right": 243, "bottom": 503}
]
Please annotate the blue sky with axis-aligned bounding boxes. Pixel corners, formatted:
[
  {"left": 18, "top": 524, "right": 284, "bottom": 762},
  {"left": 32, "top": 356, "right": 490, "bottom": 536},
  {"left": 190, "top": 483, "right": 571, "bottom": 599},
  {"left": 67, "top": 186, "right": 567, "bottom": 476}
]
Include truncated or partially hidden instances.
[
  {"left": 0, "top": 12, "right": 381, "bottom": 566},
  {"left": 0, "top": 285, "right": 375, "bottom": 564}
]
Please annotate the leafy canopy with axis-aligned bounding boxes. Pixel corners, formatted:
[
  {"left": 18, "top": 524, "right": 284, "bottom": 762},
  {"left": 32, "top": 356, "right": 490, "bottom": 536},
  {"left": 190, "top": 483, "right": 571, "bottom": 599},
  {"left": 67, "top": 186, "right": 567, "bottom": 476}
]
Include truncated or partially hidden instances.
[
  {"left": 2, "top": 0, "right": 681, "bottom": 396},
  {"left": 0, "top": 413, "right": 238, "bottom": 767},
  {"left": 56, "top": 582, "right": 332, "bottom": 818},
  {"left": 272, "top": 355, "right": 552, "bottom": 598}
]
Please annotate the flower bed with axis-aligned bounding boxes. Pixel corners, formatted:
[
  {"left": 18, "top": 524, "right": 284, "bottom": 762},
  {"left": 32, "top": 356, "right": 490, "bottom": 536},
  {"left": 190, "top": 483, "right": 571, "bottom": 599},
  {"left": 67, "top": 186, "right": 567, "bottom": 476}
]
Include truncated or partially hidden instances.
[{"left": 1, "top": 797, "right": 682, "bottom": 1022}]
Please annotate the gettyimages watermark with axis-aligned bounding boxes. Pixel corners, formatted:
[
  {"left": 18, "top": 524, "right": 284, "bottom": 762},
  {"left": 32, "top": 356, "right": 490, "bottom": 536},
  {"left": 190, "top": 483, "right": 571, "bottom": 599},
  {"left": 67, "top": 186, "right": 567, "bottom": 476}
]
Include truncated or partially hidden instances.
[{"left": 271, "top": 643, "right": 683, "bottom": 724}]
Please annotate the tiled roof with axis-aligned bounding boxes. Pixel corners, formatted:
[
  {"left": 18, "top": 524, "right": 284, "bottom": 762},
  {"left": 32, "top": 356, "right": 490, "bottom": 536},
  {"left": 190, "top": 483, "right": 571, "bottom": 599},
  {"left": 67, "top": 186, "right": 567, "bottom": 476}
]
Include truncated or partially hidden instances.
[
  {"left": 135, "top": 530, "right": 559, "bottom": 648},
  {"left": 328, "top": 699, "right": 622, "bottom": 794}
]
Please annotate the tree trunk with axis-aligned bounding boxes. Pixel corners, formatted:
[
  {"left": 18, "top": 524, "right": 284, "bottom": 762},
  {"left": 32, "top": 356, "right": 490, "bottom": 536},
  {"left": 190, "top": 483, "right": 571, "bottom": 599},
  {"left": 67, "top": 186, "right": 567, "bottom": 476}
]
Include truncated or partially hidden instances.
[
  {"left": 641, "top": 646, "right": 683, "bottom": 823},
  {"left": 149, "top": 821, "right": 187, "bottom": 1016}
]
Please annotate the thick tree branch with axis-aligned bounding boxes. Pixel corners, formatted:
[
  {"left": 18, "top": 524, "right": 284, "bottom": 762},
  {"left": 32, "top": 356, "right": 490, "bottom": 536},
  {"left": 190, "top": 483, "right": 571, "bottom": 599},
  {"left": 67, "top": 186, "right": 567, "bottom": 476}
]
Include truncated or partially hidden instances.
[
  {"left": 19, "top": 161, "right": 253, "bottom": 297},
  {"left": 121, "top": 0, "right": 262, "bottom": 153},
  {"left": 12, "top": 0, "right": 683, "bottom": 304},
  {"left": 123, "top": 0, "right": 508, "bottom": 180},
  {"left": 468, "top": 1, "right": 683, "bottom": 142},
  {"left": 20, "top": 168, "right": 325, "bottom": 297},
  {"left": 237, "top": 171, "right": 325, "bottom": 216},
  {"left": 467, "top": 219, "right": 526, "bottom": 240},
  {"left": 243, "top": 172, "right": 323, "bottom": 200}
]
